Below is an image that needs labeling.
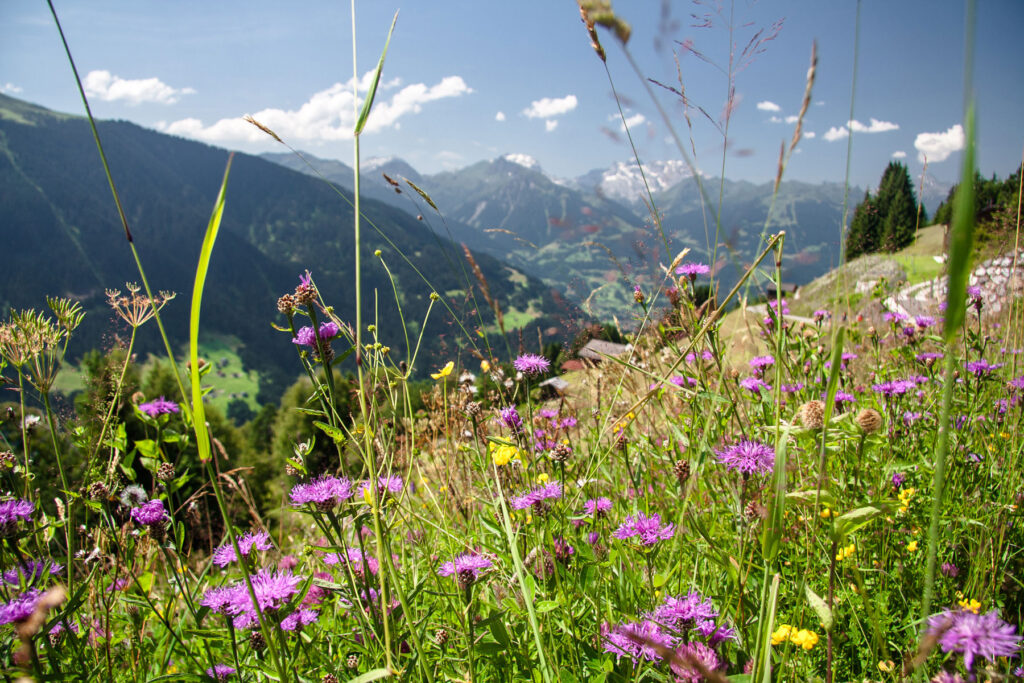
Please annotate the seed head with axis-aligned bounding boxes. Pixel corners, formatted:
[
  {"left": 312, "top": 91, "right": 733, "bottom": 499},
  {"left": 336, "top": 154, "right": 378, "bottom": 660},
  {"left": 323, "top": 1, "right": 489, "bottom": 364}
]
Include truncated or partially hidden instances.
[
  {"left": 322, "top": 675, "right": 340, "bottom": 683},
  {"left": 87, "top": 482, "right": 110, "bottom": 501},
  {"left": 550, "top": 442, "right": 572, "bottom": 464},
  {"left": 798, "top": 400, "right": 825, "bottom": 430},
  {"left": 156, "top": 462, "right": 175, "bottom": 481},
  {"left": 856, "top": 408, "right": 883, "bottom": 434},
  {"left": 249, "top": 630, "right": 266, "bottom": 652},
  {"left": 434, "top": 628, "right": 450, "bottom": 646},
  {"left": 346, "top": 654, "right": 359, "bottom": 670},
  {"left": 673, "top": 459, "right": 691, "bottom": 485},
  {"left": 277, "top": 294, "right": 296, "bottom": 315}
]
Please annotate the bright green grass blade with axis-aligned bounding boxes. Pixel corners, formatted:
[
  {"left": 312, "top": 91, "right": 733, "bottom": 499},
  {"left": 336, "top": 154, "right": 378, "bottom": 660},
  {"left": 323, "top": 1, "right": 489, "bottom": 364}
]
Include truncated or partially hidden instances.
[
  {"left": 942, "top": 104, "right": 977, "bottom": 341},
  {"left": 190, "top": 154, "right": 233, "bottom": 462},
  {"left": 354, "top": 11, "right": 399, "bottom": 136}
]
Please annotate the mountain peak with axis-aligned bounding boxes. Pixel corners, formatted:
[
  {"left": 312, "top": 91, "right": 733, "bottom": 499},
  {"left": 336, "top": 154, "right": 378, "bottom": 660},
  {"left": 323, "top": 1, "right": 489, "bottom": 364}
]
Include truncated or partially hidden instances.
[{"left": 500, "top": 153, "right": 540, "bottom": 171}]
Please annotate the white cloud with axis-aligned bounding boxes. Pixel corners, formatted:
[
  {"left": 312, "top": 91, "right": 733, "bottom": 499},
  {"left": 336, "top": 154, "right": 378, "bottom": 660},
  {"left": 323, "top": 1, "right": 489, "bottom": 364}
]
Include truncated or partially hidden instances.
[
  {"left": 824, "top": 126, "right": 849, "bottom": 142},
  {"left": 914, "top": 124, "right": 964, "bottom": 163},
  {"left": 814, "top": 100, "right": 825, "bottom": 106},
  {"left": 849, "top": 118, "right": 899, "bottom": 133},
  {"left": 823, "top": 118, "right": 899, "bottom": 142},
  {"left": 161, "top": 72, "right": 471, "bottom": 143},
  {"left": 785, "top": 115, "right": 799, "bottom": 124},
  {"left": 523, "top": 94, "right": 577, "bottom": 119},
  {"left": 495, "top": 111, "right": 506, "bottom": 122},
  {"left": 769, "top": 115, "right": 783, "bottom": 124},
  {"left": 892, "top": 150, "right": 907, "bottom": 159},
  {"left": 1, "top": 83, "right": 23, "bottom": 95},
  {"left": 545, "top": 119, "right": 558, "bottom": 132},
  {"left": 757, "top": 100, "right": 781, "bottom": 112},
  {"left": 804, "top": 131, "right": 816, "bottom": 139},
  {"left": 620, "top": 113, "right": 645, "bottom": 131},
  {"left": 83, "top": 70, "right": 195, "bottom": 105}
]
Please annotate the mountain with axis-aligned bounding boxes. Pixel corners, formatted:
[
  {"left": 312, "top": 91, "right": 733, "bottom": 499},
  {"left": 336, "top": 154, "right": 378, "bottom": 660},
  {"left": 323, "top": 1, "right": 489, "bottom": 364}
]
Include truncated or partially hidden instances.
[
  {"left": 0, "top": 94, "right": 582, "bottom": 402},
  {"left": 569, "top": 159, "right": 694, "bottom": 207}
]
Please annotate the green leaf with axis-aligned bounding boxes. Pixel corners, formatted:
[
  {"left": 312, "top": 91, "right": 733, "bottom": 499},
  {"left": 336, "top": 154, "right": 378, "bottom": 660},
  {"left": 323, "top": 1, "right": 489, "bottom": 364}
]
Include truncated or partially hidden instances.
[
  {"left": 135, "top": 572, "right": 155, "bottom": 593},
  {"left": 312, "top": 420, "right": 346, "bottom": 443},
  {"left": 190, "top": 155, "right": 233, "bottom": 462},
  {"left": 354, "top": 12, "right": 399, "bottom": 136},
  {"left": 786, "top": 489, "right": 836, "bottom": 507},
  {"left": 346, "top": 668, "right": 393, "bottom": 683},
  {"left": 652, "top": 573, "right": 667, "bottom": 589},
  {"left": 535, "top": 600, "right": 559, "bottom": 613},
  {"left": 943, "top": 104, "right": 976, "bottom": 341},
  {"left": 833, "top": 505, "right": 886, "bottom": 541},
  {"left": 805, "top": 584, "right": 833, "bottom": 631},
  {"left": 761, "top": 428, "right": 790, "bottom": 562},
  {"left": 134, "top": 439, "right": 158, "bottom": 458}
]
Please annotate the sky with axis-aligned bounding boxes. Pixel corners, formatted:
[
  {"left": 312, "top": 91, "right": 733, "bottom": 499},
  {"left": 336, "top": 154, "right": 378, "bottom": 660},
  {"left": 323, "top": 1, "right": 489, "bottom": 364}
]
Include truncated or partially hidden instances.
[{"left": 2, "top": 0, "right": 1022, "bottom": 191}]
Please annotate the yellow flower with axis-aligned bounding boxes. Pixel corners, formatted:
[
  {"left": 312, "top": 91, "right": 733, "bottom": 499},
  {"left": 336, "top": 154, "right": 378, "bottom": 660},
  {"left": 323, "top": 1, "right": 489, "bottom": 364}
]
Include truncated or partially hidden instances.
[
  {"left": 878, "top": 660, "right": 895, "bottom": 673},
  {"left": 906, "top": 540, "right": 918, "bottom": 552},
  {"left": 836, "top": 544, "right": 856, "bottom": 561},
  {"left": 791, "top": 629, "right": 819, "bottom": 651},
  {"left": 771, "top": 624, "right": 794, "bottom": 645},
  {"left": 489, "top": 443, "right": 519, "bottom": 467},
  {"left": 431, "top": 361, "right": 455, "bottom": 380},
  {"left": 537, "top": 473, "right": 549, "bottom": 484},
  {"left": 820, "top": 507, "right": 837, "bottom": 519},
  {"left": 958, "top": 598, "right": 981, "bottom": 614},
  {"left": 480, "top": 360, "right": 491, "bottom": 372}
]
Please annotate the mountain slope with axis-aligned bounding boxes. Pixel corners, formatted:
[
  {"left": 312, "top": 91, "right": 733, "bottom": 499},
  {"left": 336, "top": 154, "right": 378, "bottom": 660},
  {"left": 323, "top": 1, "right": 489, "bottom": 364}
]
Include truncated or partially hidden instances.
[{"left": 0, "top": 94, "right": 580, "bottom": 401}]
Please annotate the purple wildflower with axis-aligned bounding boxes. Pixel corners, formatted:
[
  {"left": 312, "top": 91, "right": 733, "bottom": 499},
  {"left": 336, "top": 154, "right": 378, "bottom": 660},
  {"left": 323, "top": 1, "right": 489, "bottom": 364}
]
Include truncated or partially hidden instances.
[
  {"left": 749, "top": 355, "right": 775, "bottom": 372},
  {"left": 583, "top": 497, "right": 612, "bottom": 518},
  {"left": 537, "top": 408, "right": 558, "bottom": 419},
  {"left": 137, "top": 397, "right": 179, "bottom": 418},
  {"left": 280, "top": 608, "right": 319, "bottom": 632},
  {"left": 781, "top": 383, "right": 805, "bottom": 393},
  {"left": 0, "top": 499, "right": 34, "bottom": 537},
  {"left": 675, "top": 263, "right": 710, "bottom": 278},
  {"left": 360, "top": 475, "right": 403, "bottom": 501},
  {"left": 292, "top": 322, "right": 340, "bottom": 348},
  {"left": 671, "top": 641, "right": 722, "bottom": 683},
  {"left": 289, "top": 476, "right": 353, "bottom": 510},
  {"left": 500, "top": 406, "right": 524, "bottom": 434},
  {"left": 604, "top": 620, "right": 674, "bottom": 662},
  {"left": 130, "top": 499, "right": 166, "bottom": 526},
  {"left": 438, "top": 552, "right": 493, "bottom": 587},
  {"left": 648, "top": 591, "right": 720, "bottom": 637},
  {"left": 883, "top": 311, "right": 908, "bottom": 323},
  {"left": 831, "top": 391, "right": 856, "bottom": 406},
  {"left": 612, "top": 512, "right": 674, "bottom": 546},
  {"left": 3, "top": 561, "right": 61, "bottom": 587},
  {"left": 966, "top": 360, "right": 1003, "bottom": 377},
  {"left": 510, "top": 481, "right": 562, "bottom": 511},
  {"left": 205, "top": 665, "right": 236, "bottom": 681},
  {"left": 344, "top": 548, "right": 379, "bottom": 577},
  {"left": 514, "top": 353, "right": 550, "bottom": 376},
  {"left": 926, "top": 609, "right": 1021, "bottom": 672},
  {"left": 891, "top": 472, "right": 907, "bottom": 488},
  {"left": 872, "top": 379, "right": 916, "bottom": 397},
  {"left": 813, "top": 309, "right": 830, "bottom": 322},
  {"left": 916, "top": 315, "right": 935, "bottom": 328},
  {"left": 941, "top": 562, "right": 960, "bottom": 578},
  {"left": 739, "top": 376, "right": 771, "bottom": 393},
  {"left": 228, "top": 568, "right": 302, "bottom": 625},
  {"left": 715, "top": 440, "right": 775, "bottom": 476},
  {"left": 212, "top": 530, "right": 273, "bottom": 568},
  {"left": 201, "top": 585, "right": 239, "bottom": 614},
  {"left": 917, "top": 352, "right": 944, "bottom": 363},
  {"left": 0, "top": 589, "right": 40, "bottom": 625}
]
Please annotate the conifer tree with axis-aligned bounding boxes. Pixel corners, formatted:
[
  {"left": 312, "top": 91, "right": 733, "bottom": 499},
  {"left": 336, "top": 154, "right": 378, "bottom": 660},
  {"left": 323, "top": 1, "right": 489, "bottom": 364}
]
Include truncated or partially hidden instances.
[
  {"left": 876, "top": 161, "right": 919, "bottom": 251},
  {"left": 845, "top": 191, "right": 881, "bottom": 259}
]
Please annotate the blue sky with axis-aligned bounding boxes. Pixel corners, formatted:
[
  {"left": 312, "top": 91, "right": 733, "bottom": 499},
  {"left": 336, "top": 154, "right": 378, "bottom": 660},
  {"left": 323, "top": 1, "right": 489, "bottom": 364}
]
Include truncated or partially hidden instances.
[{"left": 2, "top": 1, "right": 1022, "bottom": 190}]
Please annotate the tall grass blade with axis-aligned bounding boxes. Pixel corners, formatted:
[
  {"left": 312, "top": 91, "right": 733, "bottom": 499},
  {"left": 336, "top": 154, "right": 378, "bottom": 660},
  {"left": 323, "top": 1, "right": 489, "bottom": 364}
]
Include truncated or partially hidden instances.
[
  {"left": 190, "top": 154, "right": 233, "bottom": 462},
  {"left": 354, "top": 12, "right": 399, "bottom": 136}
]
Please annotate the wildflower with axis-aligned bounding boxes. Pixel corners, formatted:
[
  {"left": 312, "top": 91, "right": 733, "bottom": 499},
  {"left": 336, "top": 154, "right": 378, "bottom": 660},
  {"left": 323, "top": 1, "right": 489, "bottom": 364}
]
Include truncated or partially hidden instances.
[
  {"left": 872, "top": 379, "right": 916, "bottom": 397},
  {"left": 206, "top": 665, "right": 236, "bottom": 681},
  {"left": 360, "top": 476, "right": 403, "bottom": 502},
  {"left": 798, "top": 400, "right": 825, "bottom": 430},
  {"left": 958, "top": 598, "right": 981, "bottom": 614},
  {"left": 836, "top": 544, "right": 856, "bottom": 561},
  {"left": 0, "top": 499, "right": 34, "bottom": 537},
  {"left": 0, "top": 589, "right": 40, "bottom": 625},
  {"left": 431, "top": 361, "right": 454, "bottom": 380},
  {"left": 916, "top": 315, "right": 935, "bottom": 328},
  {"left": 648, "top": 591, "right": 722, "bottom": 638},
  {"left": 480, "top": 359, "right": 491, "bottom": 372},
  {"left": 228, "top": 569, "right": 303, "bottom": 627},
  {"left": 670, "top": 641, "right": 721, "bottom": 682},
  {"left": 925, "top": 609, "right": 1021, "bottom": 672},
  {"left": 119, "top": 485, "right": 148, "bottom": 508},
  {"left": 280, "top": 608, "right": 319, "bottom": 631},
  {"left": 499, "top": 406, "right": 524, "bottom": 434},
  {"left": 675, "top": 263, "right": 710, "bottom": 278},
  {"left": 739, "top": 376, "right": 771, "bottom": 393},
  {"left": 612, "top": 511, "right": 674, "bottom": 546},
  {"left": 966, "top": 359, "right": 1003, "bottom": 377},
  {"left": 137, "top": 397, "right": 179, "bottom": 418},
  {"left": 438, "top": 552, "right": 493, "bottom": 588},
  {"left": 130, "top": 499, "right": 166, "bottom": 526},
  {"left": 891, "top": 472, "right": 907, "bottom": 488},
  {"left": 603, "top": 619, "right": 674, "bottom": 662},
  {"left": 715, "top": 440, "right": 775, "bottom": 476},
  {"left": 942, "top": 562, "right": 960, "bottom": 578},
  {"left": 212, "top": 530, "right": 273, "bottom": 568},
  {"left": 820, "top": 507, "right": 838, "bottom": 519},
  {"left": 289, "top": 476, "right": 353, "bottom": 510},
  {"left": 633, "top": 286, "right": 645, "bottom": 304},
  {"left": 489, "top": 442, "right": 519, "bottom": 467},
  {"left": 906, "top": 540, "right": 918, "bottom": 552},
  {"left": 513, "top": 353, "right": 550, "bottom": 376},
  {"left": 813, "top": 309, "right": 830, "bottom": 322},
  {"left": 856, "top": 408, "right": 883, "bottom": 434},
  {"left": 3, "top": 561, "right": 62, "bottom": 587},
  {"left": 749, "top": 355, "right": 775, "bottom": 372},
  {"left": 340, "top": 548, "right": 379, "bottom": 577},
  {"left": 791, "top": 629, "right": 819, "bottom": 650},
  {"left": 200, "top": 586, "right": 239, "bottom": 614},
  {"left": 583, "top": 497, "right": 612, "bottom": 518},
  {"left": 292, "top": 322, "right": 339, "bottom": 348},
  {"left": 510, "top": 481, "right": 562, "bottom": 511}
]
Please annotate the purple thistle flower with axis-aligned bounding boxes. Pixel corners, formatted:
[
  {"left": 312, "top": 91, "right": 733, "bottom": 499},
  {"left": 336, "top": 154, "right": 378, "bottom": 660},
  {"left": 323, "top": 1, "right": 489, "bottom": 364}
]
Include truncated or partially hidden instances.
[
  {"left": 344, "top": 548, "right": 379, "bottom": 578},
  {"left": 0, "top": 589, "right": 40, "bottom": 625},
  {"left": 212, "top": 530, "right": 273, "bottom": 568},
  {"left": 130, "top": 499, "right": 166, "bottom": 526},
  {"left": 438, "top": 552, "right": 493, "bottom": 587},
  {"left": 0, "top": 499, "right": 34, "bottom": 537},
  {"left": 292, "top": 322, "right": 339, "bottom": 348},
  {"left": 883, "top": 311, "right": 908, "bottom": 323},
  {"left": 510, "top": 481, "right": 562, "bottom": 511},
  {"left": 1009, "top": 375, "right": 1024, "bottom": 392},
  {"left": 781, "top": 382, "right": 805, "bottom": 393},
  {"left": 891, "top": 472, "right": 907, "bottom": 488},
  {"left": 513, "top": 353, "right": 551, "bottom": 376},
  {"left": 675, "top": 263, "right": 710, "bottom": 278},
  {"left": 201, "top": 585, "right": 240, "bottom": 614},
  {"left": 500, "top": 406, "right": 524, "bottom": 434},
  {"left": 941, "top": 562, "right": 960, "bottom": 578},
  {"left": 537, "top": 408, "right": 558, "bottom": 419},
  {"left": 289, "top": 476, "right": 353, "bottom": 510},
  {"left": 966, "top": 360, "right": 1003, "bottom": 377},
  {"left": 715, "top": 440, "right": 775, "bottom": 476},
  {"left": 227, "top": 568, "right": 302, "bottom": 622},
  {"left": 205, "top": 664, "right": 237, "bottom": 681},
  {"left": 648, "top": 591, "right": 720, "bottom": 637},
  {"left": 604, "top": 619, "right": 675, "bottom": 662},
  {"left": 137, "top": 397, "right": 179, "bottom": 418},
  {"left": 670, "top": 641, "right": 722, "bottom": 683},
  {"left": 360, "top": 475, "right": 404, "bottom": 501},
  {"left": 583, "top": 497, "right": 612, "bottom": 518},
  {"left": 872, "top": 379, "right": 916, "bottom": 397},
  {"left": 3, "top": 561, "right": 61, "bottom": 587},
  {"left": 749, "top": 355, "right": 775, "bottom": 372},
  {"left": 917, "top": 352, "right": 944, "bottom": 363},
  {"left": 739, "top": 376, "right": 771, "bottom": 393},
  {"left": 916, "top": 315, "right": 935, "bottom": 328},
  {"left": 612, "top": 512, "right": 674, "bottom": 546},
  {"left": 831, "top": 391, "right": 856, "bottom": 406},
  {"left": 280, "top": 608, "right": 319, "bottom": 632},
  {"left": 813, "top": 309, "right": 830, "bottom": 321},
  {"left": 926, "top": 609, "right": 1021, "bottom": 672}
]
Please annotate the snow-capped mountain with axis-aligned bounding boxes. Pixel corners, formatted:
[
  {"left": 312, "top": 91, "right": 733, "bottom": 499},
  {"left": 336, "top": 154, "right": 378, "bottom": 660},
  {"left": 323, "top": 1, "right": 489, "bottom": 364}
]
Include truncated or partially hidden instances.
[{"left": 570, "top": 159, "right": 695, "bottom": 206}]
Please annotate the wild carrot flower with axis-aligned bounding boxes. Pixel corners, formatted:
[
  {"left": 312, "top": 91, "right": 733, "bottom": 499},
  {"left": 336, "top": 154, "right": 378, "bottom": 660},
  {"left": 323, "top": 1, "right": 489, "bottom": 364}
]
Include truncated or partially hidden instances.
[
  {"left": 612, "top": 512, "right": 674, "bottom": 546},
  {"left": 513, "top": 353, "right": 550, "bottom": 376},
  {"left": 925, "top": 609, "right": 1021, "bottom": 671},
  {"left": 715, "top": 440, "right": 775, "bottom": 476},
  {"left": 438, "top": 552, "right": 493, "bottom": 588},
  {"left": 137, "top": 397, "right": 179, "bottom": 417}
]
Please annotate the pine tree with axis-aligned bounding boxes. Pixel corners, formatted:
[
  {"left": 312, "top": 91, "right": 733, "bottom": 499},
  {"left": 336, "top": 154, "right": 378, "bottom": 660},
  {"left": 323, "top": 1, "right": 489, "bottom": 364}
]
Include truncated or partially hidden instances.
[
  {"left": 876, "top": 161, "right": 919, "bottom": 251},
  {"left": 845, "top": 191, "right": 881, "bottom": 259}
]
